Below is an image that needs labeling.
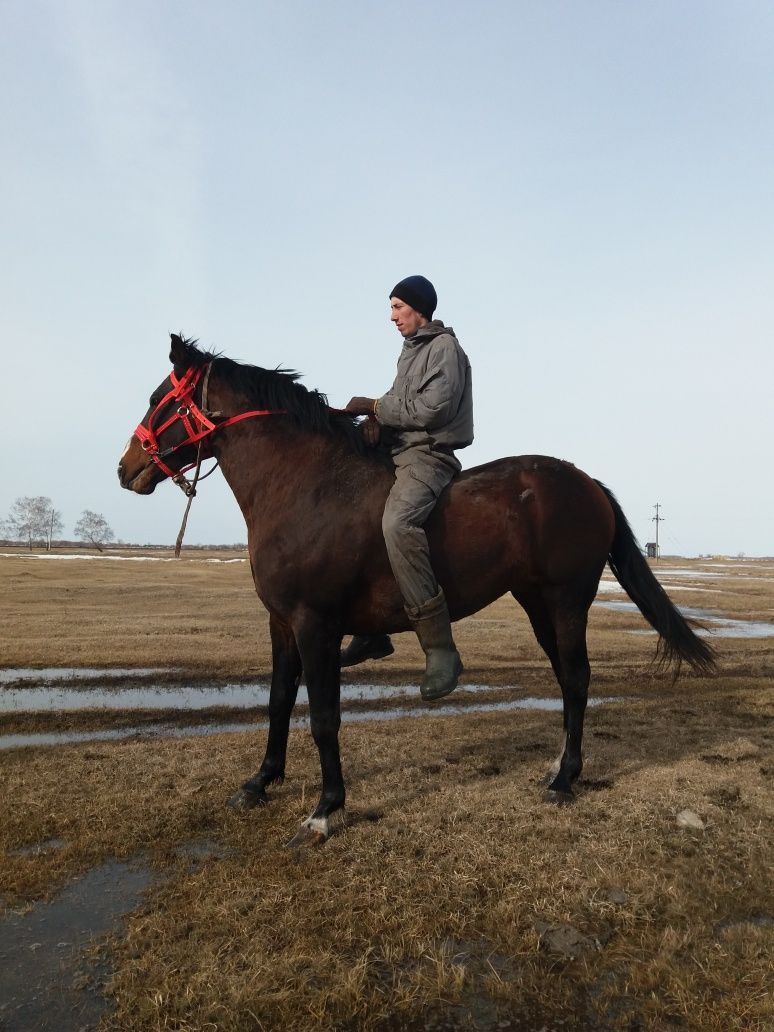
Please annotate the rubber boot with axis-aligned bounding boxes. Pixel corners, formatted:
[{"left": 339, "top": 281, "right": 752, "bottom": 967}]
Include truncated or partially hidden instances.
[
  {"left": 406, "top": 590, "right": 463, "bottom": 701},
  {"left": 340, "top": 634, "right": 395, "bottom": 668}
]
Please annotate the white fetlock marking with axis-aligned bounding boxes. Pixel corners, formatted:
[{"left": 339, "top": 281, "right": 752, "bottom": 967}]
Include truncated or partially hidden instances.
[
  {"left": 303, "top": 816, "right": 329, "bottom": 838},
  {"left": 548, "top": 732, "right": 567, "bottom": 779}
]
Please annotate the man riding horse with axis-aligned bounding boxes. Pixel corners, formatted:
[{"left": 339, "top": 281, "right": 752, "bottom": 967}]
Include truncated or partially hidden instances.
[
  {"left": 120, "top": 313, "right": 714, "bottom": 841},
  {"left": 344, "top": 275, "right": 474, "bottom": 701}
]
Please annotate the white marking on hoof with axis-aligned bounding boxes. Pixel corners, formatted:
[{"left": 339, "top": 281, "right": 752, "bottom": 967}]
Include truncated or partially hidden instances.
[{"left": 302, "top": 815, "right": 330, "bottom": 838}]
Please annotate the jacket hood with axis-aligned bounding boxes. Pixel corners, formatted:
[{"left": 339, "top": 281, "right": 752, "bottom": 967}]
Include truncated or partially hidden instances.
[{"left": 403, "top": 320, "right": 455, "bottom": 348}]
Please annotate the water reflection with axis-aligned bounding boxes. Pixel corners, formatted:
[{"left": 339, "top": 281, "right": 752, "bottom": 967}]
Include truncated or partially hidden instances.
[
  {"left": 0, "top": 696, "right": 617, "bottom": 752},
  {"left": 594, "top": 600, "right": 774, "bottom": 638},
  {"left": 0, "top": 861, "right": 155, "bottom": 1032},
  {"left": 1, "top": 681, "right": 518, "bottom": 714}
]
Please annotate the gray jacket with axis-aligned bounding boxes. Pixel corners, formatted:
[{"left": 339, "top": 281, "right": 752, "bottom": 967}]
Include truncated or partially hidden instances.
[{"left": 375, "top": 321, "right": 473, "bottom": 473}]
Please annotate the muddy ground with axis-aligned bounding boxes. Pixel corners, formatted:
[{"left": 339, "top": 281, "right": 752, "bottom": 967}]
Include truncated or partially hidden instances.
[{"left": 0, "top": 549, "right": 772, "bottom": 1031}]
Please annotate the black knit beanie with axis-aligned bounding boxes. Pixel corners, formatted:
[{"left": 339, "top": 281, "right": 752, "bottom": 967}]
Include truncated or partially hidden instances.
[{"left": 389, "top": 275, "right": 437, "bottom": 320}]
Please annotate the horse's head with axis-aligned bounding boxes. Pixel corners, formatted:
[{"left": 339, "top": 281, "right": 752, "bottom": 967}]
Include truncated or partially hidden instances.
[
  {"left": 119, "top": 333, "right": 387, "bottom": 498},
  {"left": 118, "top": 334, "right": 215, "bottom": 494}
]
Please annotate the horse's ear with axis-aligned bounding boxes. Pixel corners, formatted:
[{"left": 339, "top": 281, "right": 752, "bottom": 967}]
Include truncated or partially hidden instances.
[{"left": 169, "top": 332, "right": 186, "bottom": 366}]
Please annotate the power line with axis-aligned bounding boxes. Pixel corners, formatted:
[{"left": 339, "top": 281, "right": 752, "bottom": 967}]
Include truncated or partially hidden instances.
[{"left": 652, "top": 503, "right": 664, "bottom": 558}]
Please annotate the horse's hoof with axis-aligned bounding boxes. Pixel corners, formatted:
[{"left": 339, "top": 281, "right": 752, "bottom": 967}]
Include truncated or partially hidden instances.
[
  {"left": 226, "top": 787, "right": 268, "bottom": 811},
  {"left": 286, "top": 824, "right": 327, "bottom": 849},
  {"left": 544, "top": 787, "right": 574, "bottom": 806}
]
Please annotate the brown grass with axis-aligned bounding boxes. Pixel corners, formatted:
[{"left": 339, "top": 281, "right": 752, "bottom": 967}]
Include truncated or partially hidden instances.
[{"left": 1, "top": 550, "right": 773, "bottom": 1030}]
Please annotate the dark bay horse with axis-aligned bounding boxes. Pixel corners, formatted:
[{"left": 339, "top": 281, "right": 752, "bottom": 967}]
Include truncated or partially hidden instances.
[{"left": 118, "top": 334, "right": 715, "bottom": 847}]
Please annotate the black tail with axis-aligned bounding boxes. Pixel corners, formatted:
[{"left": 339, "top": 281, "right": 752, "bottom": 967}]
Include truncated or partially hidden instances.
[{"left": 595, "top": 481, "right": 716, "bottom": 676}]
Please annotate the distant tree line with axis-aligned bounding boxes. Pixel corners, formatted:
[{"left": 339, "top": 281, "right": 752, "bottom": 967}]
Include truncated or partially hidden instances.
[{"left": 1, "top": 496, "right": 115, "bottom": 551}]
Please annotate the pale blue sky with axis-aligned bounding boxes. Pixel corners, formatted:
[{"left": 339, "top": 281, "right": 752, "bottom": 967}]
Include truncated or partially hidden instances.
[{"left": 2, "top": 1, "right": 772, "bottom": 554}]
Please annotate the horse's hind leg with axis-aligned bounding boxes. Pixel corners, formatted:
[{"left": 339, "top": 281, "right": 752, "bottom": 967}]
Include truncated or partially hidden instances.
[
  {"left": 519, "top": 595, "right": 567, "bottom": 784},
  {"left": 227, "top": 614, "right": 302, "bottom": 810},
  {"left": 520, "top": 590, "right": 591, "bottom": 799},
  {"left": 549, "top": 602, "right": 591, "bottom": 797}
]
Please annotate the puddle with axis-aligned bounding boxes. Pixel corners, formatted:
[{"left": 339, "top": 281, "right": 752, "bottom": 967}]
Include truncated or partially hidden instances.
[
  {"left": 0, "top": 860, "right": 156, "bottom": 1032},
  {"left": 653, "top": 566, "right": 774, "bottom": 583},
  {"left": 0, "top": 680, "right": 516, "bottom": 713},
  {"left": 595, "top": 600, "right": 774, "bottom": 638},
  {"left": 0, "top": 696, "right": 618, "bottom": 752},
  {"left": 0, "top": 667, "right": 170, "bottom": 686},
  {"left": 597, "top": 579, "right": 715, "bottom": 595}
]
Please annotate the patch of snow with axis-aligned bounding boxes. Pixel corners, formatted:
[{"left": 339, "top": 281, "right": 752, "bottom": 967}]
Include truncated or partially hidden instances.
[
  {"left": 0, "top": 552, "right": 245, "bottom": 564},
  {"left": 0, "top": 667, "right": 170, "bottom": 685},
  {"left": 596, "top": 580, "right": 625, "bottom": 594}
]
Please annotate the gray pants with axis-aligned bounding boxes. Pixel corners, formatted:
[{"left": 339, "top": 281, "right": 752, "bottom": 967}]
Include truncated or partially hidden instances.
[{"left": 382, "top": 458, "right": 456, "bottom": 613}]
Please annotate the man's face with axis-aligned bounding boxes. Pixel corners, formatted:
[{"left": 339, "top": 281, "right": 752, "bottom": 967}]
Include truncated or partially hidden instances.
[{"left": 390, "top": 297, "right": 428, "bottom": 338}]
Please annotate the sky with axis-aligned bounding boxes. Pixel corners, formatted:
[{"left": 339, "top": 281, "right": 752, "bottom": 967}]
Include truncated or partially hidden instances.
[{"left": 1, "top": 0, "right": 772, "bottom": 556}]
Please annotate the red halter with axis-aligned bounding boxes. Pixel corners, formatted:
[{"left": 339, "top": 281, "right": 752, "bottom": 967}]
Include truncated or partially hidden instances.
[{"left": 134, "top": 363, "right": 282, "bottom": 482}]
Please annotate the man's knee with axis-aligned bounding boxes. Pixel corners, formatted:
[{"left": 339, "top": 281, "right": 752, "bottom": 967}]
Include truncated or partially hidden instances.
[{"left": 382, "top": 503, "right": 411, "bottom": 547}]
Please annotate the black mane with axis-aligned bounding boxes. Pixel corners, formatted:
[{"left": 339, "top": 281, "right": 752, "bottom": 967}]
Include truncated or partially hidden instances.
[{"left": 174, "top": 334, "right": 391, "bottom": 463}]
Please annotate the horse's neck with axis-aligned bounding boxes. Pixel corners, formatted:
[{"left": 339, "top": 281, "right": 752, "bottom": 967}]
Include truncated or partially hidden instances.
[{"left": 214, "top": 423, "right": 371, "bottom": 517}]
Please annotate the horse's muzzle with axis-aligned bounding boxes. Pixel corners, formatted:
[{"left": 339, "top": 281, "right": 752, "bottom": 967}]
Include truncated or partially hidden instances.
[{"left": 118, "top": 456, "right": 159, "bottom": 494}]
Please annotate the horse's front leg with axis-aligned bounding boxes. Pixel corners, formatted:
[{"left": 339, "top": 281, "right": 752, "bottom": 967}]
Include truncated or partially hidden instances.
[
  {"left": 287, "top": 613, "right": 344, "bottom": 848},
  {"left": 227, "top": 613, "right": 302, "bottom": 810}
]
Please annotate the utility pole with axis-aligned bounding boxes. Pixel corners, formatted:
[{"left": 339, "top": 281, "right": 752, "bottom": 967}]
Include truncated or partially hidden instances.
[{"left": 652, "top": 503, "right": 664, "bottom": 559}]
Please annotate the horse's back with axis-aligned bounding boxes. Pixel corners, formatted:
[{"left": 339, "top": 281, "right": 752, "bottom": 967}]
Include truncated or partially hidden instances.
[
  {"left": 344, "top": 451, "right": 616, "bottom": 630},
  {"left": 428, "top": 454, "right": 615, "bottom": 599}
]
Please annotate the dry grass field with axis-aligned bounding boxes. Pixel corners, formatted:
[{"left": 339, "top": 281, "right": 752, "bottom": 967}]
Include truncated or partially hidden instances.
[{"left": 1, "top": 548, "right": 773, "bottom": 1031}]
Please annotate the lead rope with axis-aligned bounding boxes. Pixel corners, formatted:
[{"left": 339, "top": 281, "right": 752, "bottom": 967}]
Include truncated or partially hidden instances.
[
  {"left": 173, "top": 363, "right": 218, "bottom": 558},
  {"left": 173, "top": 441, "right": 205, "bottom": 558}
]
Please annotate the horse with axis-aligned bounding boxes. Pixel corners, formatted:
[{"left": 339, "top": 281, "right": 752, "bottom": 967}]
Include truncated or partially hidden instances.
[{"left": 118, "top": 334, "right": 715, "bottom": 847}]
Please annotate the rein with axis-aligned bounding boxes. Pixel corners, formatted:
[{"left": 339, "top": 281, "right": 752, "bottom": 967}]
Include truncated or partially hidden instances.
[{"left": 135, "top": 362, "right": 284, "bottom": 555}]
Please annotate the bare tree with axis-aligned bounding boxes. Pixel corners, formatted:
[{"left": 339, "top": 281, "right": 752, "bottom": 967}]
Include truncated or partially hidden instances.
[
  {"left": 74, "top": 510, "right": 115, "bottom": 551},
  {"left": 3, "top": 496, "right": 63, "bottom": 550},
  {"left": 45, "top": 504, "right": 63, "bottom": 550}
]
